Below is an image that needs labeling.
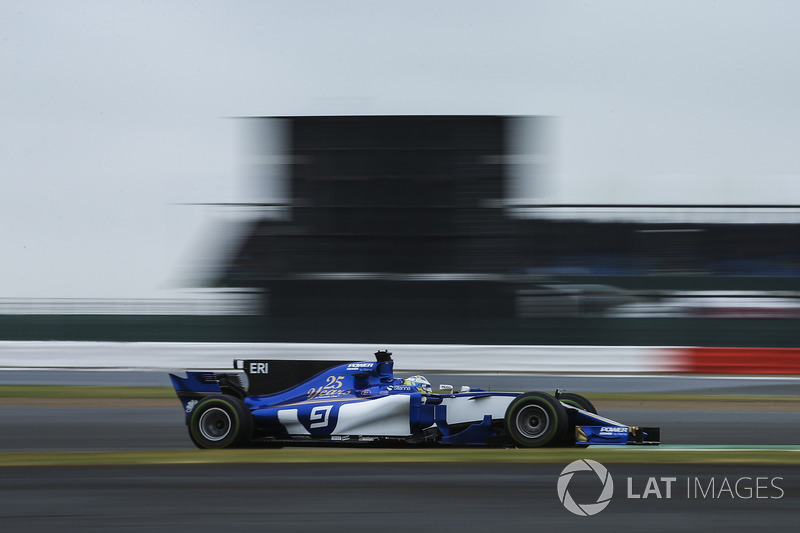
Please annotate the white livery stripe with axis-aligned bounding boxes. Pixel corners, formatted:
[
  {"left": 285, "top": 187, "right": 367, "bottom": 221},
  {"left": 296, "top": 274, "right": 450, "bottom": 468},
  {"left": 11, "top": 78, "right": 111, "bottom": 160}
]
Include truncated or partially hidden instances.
[
  {"left": 276, "top": 409, "right": 309, "bottom": 435},
  {"left": 334, "top": 395, "right": 411, "bottom": 436}
]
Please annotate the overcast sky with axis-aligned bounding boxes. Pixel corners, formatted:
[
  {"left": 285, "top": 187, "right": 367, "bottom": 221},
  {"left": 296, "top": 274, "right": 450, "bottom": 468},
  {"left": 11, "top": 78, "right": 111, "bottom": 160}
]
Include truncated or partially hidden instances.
[{"left": 2, "top": 1, "right": 800, "bottom": 299}]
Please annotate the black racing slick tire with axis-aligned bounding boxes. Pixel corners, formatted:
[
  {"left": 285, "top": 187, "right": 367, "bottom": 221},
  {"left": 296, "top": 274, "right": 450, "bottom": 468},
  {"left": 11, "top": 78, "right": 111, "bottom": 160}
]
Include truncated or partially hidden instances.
[
  {"left": 504, "top": 392, "right": 567, "bottom": 448},
  {"left": 188, "top": 395, "right": 253, "bottom": 449},
  {"left": 558, "top": 393, "right": 597, "bottom": 414}
]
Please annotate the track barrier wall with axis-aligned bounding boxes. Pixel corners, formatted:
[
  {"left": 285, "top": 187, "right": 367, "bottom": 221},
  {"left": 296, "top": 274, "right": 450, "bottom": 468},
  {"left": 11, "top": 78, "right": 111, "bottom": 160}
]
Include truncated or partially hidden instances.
[
  {"left": 0, "top": 342, "right": 799, "bottom": 374},
  {"left": 682, "top": 347, "right": 800, "bottom": 374}
]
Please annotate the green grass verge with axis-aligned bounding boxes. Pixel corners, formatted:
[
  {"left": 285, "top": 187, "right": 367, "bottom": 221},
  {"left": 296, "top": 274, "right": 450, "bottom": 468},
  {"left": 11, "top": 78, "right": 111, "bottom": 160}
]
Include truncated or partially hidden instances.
[{"left": 1, "top": 447, "right": 799, "bottom": 468}]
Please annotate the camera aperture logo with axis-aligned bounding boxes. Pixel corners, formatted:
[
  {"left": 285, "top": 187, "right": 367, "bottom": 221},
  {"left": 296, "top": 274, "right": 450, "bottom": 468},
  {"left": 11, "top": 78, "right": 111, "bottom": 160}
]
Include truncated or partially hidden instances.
[{"left": 557, "top": 459, "right": 614, "bottom": 516}]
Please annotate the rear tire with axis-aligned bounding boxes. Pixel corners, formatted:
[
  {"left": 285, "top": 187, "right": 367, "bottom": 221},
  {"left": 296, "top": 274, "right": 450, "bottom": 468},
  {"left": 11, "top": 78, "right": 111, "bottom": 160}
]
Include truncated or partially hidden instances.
[
  {"left": 504, "top": 392, "right": 567, "bottom": 448},
  {"left": 189, "top": 395, "right": 253, "bottom": 449}
]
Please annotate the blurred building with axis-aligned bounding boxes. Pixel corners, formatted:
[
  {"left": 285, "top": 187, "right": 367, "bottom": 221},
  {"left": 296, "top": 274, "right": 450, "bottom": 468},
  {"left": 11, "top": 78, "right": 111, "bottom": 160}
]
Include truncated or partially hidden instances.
[
  {"left": 514, "top": 212, "right": 800, "bottom": 277},
  {"left": 4, "top": 115, "right": 800, "bottom": 346},
  {"left": 218, "top": 115, "right": 528, "bottom": 320},
  {"left": 186, "top": 114, "right": 800, "bottom": 346}
]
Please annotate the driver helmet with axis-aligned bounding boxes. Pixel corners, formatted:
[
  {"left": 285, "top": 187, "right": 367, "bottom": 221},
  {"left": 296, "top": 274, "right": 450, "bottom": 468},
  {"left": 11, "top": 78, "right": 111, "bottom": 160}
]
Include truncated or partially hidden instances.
[{"left": 402, "top": 375, "right": 432, "bottom": 393}]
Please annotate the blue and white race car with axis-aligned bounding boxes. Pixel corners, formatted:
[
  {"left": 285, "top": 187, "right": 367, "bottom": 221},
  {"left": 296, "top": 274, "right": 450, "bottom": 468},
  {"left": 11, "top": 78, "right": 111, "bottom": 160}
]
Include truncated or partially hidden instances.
[{"left": 169, "top": 350, "right": 659, "bottom": 449}]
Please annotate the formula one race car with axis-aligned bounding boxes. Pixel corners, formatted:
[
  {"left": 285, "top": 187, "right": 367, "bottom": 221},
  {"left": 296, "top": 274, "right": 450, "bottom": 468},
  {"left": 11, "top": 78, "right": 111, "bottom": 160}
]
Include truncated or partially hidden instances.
[{"left": 169, "top": 350, "right": 660, "bottom": 449}]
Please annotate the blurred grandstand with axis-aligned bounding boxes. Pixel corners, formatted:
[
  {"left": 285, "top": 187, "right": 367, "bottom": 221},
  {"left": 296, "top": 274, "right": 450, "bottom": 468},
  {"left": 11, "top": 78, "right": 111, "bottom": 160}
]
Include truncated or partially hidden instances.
[
  {"left": 3, "top": 115, "right": 800, "bottom": 346},
  {"left": 211, "top": 116, "right": 800, "bottom": 315}
]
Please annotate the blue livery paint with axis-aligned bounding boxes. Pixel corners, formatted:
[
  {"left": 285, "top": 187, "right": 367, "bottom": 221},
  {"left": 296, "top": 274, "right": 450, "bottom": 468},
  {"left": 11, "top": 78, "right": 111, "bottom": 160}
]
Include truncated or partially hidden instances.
[
  {"left": 170, "top": 372, "right": 224, "bottom": 418},
  {"left": 580, "top": 426, "right": 630, "bottom": 445},
  {"left": 169, "top": 350, "right": 660, "bottom": 448}
]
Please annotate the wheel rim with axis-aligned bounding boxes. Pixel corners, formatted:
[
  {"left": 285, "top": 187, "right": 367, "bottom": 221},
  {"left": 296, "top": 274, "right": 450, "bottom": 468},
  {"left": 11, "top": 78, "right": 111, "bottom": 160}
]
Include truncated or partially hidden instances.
[
  {"left": 198, "top": 407, "right": 232, "bottom": 442},
  {"left": 515, "top": 404, "right": 550, "bottom": 439}
]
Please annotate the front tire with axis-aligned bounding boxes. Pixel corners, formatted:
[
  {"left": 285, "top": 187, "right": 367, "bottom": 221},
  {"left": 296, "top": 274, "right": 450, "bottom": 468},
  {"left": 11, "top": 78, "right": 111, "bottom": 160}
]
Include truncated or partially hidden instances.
[
  {"left": 558, "top": 392, "right": 597, "bottom": 414},
  {"left": 556, "top": 392, "right": 597, "bottom": 447},
  {"left": 189, "top": 395, "right": 253, "bottom": 449},
  {"left": 504, "top": 392, "right": 567, "bottom": 448}
]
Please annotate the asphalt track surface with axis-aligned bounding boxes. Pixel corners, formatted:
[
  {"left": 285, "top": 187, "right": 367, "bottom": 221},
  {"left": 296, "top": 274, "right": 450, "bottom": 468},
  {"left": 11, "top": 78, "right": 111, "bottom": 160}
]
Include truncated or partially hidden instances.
[
  {"left": 2, "top": 369, "right": 800, "bottom": 452},
  {"left": 3, "top": 406, "right": 800, "bottom": 452},
  {"left": 1, "top": 463, "right": 798, "bottom": 532},
  {"left": 2, "top": 371, "right": 799, "bottom": 532}
]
